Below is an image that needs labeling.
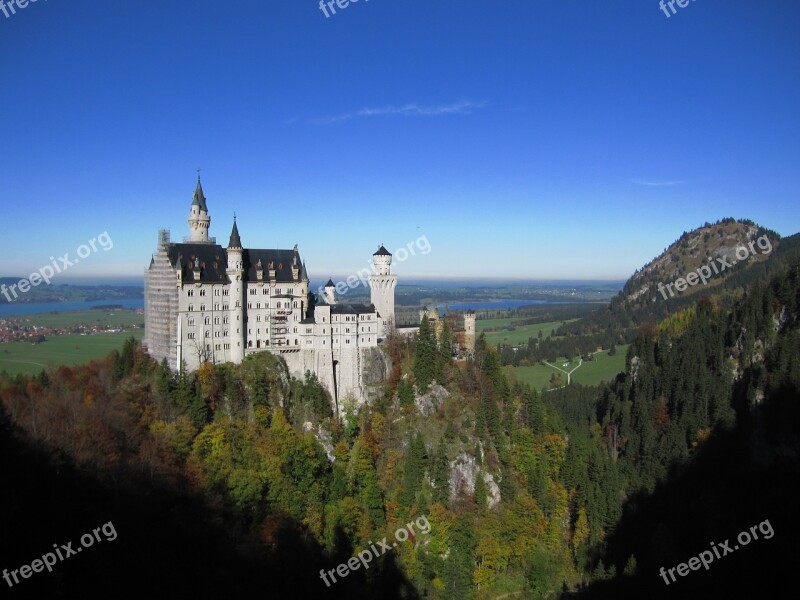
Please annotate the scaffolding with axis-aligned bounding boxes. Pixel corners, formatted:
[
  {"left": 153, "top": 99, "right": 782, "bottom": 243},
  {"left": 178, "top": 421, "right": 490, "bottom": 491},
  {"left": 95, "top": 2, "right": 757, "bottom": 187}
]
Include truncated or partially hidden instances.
[{"left": 271, "top": 309, "right": 290, "bottom": 346}]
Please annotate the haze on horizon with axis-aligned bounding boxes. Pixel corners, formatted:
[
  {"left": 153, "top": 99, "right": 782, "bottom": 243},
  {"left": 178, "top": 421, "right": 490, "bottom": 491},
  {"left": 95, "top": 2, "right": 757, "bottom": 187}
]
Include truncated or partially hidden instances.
[{"left": 1, "top": 1, "right": 798, "bottom": 283}]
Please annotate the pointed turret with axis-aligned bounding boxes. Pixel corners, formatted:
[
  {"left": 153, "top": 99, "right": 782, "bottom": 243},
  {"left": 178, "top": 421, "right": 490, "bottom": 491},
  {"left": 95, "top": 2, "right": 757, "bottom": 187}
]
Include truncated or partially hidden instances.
[
  {"left": 228, "top": 217, "right": 242, "bottom": 249},
  {"left": 187, "top": 175, "right": 212, "bottom": 243},
  {"left": 192, "top": 176, "right": 208, "bottom": 212}
]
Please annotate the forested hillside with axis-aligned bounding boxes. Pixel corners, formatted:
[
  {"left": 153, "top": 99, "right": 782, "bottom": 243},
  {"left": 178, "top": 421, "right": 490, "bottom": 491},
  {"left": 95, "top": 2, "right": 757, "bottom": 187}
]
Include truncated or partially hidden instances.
[{"left": 2, "top": 255, "right": 798, "bottom": 598}]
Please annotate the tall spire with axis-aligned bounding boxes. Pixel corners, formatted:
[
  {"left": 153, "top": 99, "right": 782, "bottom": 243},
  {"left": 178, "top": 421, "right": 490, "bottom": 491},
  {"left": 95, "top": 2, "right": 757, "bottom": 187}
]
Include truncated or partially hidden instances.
[
  {"left": 228, "top": 216, "right": 242, "bottom": 249},
  {"left": 187, "top": 173, "right": 211, "bottom": 243},
  {"left": 192, "top": 174, "right": 208, "bottom": 212}
]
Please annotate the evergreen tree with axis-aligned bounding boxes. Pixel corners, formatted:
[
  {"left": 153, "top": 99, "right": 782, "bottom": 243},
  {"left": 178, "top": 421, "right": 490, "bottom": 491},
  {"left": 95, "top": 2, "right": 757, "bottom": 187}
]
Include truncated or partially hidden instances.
[
  {"left": 474, "top": 469, "right": 487, "bottom": 512},
  {"left": 414, "top": 315, "right": 437, "bottom": 392},
  {"left": 437, "top": 317, "right": 452, "bottom": 381},
  {"left": 442, "top": 515, "right": 476, "bottom": 599},
  {"left": 431, "top": 438, "right": 451, "bottom": 505}
]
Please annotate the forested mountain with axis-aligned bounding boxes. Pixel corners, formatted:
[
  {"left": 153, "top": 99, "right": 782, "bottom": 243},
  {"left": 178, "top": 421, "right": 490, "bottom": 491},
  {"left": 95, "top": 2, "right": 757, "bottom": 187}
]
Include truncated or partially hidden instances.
[
  {"left": 559, "top": 219, "right": 797, "bottom": 337},
  {"left": 1, "top": 235, "right": 798, "bottom": 598}
]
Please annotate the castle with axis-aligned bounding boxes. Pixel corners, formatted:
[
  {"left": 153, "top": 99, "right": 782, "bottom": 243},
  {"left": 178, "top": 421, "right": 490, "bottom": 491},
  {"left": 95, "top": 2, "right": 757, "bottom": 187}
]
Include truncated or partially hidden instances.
[{"left": 144, "top": 177, "right": 396, "bottom": 406}]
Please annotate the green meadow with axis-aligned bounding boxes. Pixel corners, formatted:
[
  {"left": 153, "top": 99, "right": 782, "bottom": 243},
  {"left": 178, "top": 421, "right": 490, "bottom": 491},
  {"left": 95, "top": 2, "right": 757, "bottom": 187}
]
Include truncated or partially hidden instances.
[
  {"left": 509, "top": 345, "right": 629, "bottom": 392},
  {"left": 0, "top": 309, "right": 144, "bottom": 376},
  {"left": 478, "top": 317, "right": 575, "bottom": 345}
]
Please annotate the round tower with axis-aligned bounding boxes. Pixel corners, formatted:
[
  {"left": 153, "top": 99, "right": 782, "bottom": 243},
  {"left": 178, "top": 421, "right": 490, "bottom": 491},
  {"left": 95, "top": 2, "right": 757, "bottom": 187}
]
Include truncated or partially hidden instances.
[
  {"left": 187, "top": 176, "right": 211, "bottom": 243},
  {"left": 464, "top": 312, "right": 476, "bottom": 353},
  {"left": 368, "top": 245, "right": 397, "bottom": 340},
  {"left": 226, "top": 218, "right": 245, "bottom": 363}
]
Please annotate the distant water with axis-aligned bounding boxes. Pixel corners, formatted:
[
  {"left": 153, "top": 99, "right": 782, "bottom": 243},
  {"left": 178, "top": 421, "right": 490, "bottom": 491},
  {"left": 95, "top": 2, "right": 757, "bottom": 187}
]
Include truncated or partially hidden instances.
[
  {"left": 0, "top": 298, "right": 144, "bottom": 318},
  {"left": 440, "top": 300, "right": 576, "bottom": 311}
]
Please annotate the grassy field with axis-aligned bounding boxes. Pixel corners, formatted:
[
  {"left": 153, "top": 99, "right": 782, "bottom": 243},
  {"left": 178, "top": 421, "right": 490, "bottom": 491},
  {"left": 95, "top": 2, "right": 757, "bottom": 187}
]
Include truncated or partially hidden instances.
[
  {"left": 0, "top": 309, "right": 144, "bottom": 376},
  {"left": 509, "top": 345, "right": 629, "bottom": 391},
  {"left": 478, "top": 318, "right": 575, "bottom": 345},
  {"left": 12, "top": 308, "right": 143, "bottom": 329},
  {"left": 0, "top": 330, "right": 143, "bottom": 376}
]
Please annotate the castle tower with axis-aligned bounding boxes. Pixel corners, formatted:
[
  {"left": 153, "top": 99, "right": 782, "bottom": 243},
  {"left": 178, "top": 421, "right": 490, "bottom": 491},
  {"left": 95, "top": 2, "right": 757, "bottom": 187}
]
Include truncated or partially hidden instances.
[
  {"left": 369, "top": 245, "right": 396, "bottom": 339},
  {"left": 187, "top": 176, "right": 212, "bottom": 243},
  {"left": 323, "top": 279, "right": 337, "bottom": 305},
  {"left": 226, "top": 218, "right": 245, "bottom": 363},
  {"left": 464, "top": 312, "right": 476, "bottom": 353}
]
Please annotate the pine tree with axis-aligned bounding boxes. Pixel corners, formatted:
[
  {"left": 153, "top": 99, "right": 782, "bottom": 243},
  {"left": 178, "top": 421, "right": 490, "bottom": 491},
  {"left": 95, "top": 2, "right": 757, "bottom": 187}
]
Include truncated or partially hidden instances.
[
  {"left": 437, "top": 317, "right": 452, "bottom": 381},
  {"left": 474, "top": 469, "right": 487, "bottom": 512},
  {"left": 414, "top": 315, "right": 437, "bottom": 392},
  {"left": 431, "top": 438, "right": 451, "bottom": 505}
]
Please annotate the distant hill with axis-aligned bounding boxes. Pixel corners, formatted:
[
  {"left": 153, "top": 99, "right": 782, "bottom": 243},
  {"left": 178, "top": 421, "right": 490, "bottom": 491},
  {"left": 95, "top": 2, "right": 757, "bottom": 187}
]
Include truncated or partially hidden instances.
[{"left": 560, "top": 219, "right": 799, "bottom": 336}]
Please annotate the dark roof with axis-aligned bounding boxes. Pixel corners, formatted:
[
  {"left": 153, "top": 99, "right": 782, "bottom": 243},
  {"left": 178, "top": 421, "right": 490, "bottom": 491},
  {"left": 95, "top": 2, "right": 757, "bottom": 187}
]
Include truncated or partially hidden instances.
[
  {"left": 243, "top": 249, "right": 304, "bottom": 283},
  {"left": 167, "top": 243, "right": 230, "bottom": 284},
  {"left": 326, "top": 279, "right": 335, "bottom": 287},
  {"left": 163, "top": 242, "right": 306, "bottom": 285},
  {"left": 331, "top": 303, "right": 376, "bottom": 315},
  {"left": 228, "top": 219, "right": 242, "bottom": 248},
  {"left": 374, "top": 245, "right": 392, "bottom": 256},
  {"left": 192, "top": 177, "right": 208, "bottom": 212}
]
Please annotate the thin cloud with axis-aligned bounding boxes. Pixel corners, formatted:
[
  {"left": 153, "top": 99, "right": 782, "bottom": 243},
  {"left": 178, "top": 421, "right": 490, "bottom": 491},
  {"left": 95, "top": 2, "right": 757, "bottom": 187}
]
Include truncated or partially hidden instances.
[
  {"left": 310, "top": 100, "right": 486, "bottom": 125},
  {"left": 632, "top": 179, "right": 686, "bottom": 187}
]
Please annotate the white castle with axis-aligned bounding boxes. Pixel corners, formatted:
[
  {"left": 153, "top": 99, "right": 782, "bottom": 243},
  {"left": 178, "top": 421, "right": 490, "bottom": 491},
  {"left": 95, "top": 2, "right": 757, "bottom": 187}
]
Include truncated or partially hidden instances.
[{"left": 144, "top": 177, "right": 396, "bottom": 406}]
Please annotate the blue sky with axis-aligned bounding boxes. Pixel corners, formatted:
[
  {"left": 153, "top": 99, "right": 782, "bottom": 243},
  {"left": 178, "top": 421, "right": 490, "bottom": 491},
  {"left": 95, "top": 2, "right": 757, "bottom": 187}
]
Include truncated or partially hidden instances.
[{"left": 1, "top": 0, "right": 798, "bottom": 282}]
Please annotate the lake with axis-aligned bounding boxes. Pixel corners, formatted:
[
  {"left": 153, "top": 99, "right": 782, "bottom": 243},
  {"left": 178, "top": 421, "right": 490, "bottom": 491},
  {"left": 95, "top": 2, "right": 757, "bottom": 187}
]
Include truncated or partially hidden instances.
[
  {"left": 440, "top": 300, "right": 578, "bottom": 311},
  {"left": 0, "top": 298, "right": 144, "bottom": 318}
]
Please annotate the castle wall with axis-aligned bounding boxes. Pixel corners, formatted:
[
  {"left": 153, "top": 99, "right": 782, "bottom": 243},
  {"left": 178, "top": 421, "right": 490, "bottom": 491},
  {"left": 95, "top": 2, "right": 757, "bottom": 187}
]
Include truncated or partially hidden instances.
[{"left": 145, "top": 234, "right": 179, "bottom": 370}]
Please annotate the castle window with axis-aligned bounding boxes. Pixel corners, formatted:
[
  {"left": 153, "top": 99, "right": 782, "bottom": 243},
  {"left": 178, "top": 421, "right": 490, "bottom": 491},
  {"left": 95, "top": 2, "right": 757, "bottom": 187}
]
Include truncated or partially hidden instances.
[
  {"left": 223, "top": 289, "right": 229, "bottom": 296},
  {"left": 214, "top": 304, "right": 220, "bottom": 311},
  {"left": 187, "top": 332, "right": 196, "bottom": 339},
  {"left": 205, "top": 331, "right": 210, "bottom": 338},
  {"left": 250, "top": 289, "right": 256, "bottom": 295},
  {"left": 346, "top": 339, "right": 350, "bottom": 344},
  {"left": 224, "top": 344, "right": 230, "bottom": 350},
  {"left": 215, "top": 344, "right": 221, "bottom": 351},
  {"left": 306, "top": 328, "right": 312, "bottom": 333},
  {"left": 248, "top": 341, "right": 253, "bottom": 348},
  {"left": 257, "top": 303, "right": 261, "bottom": 309},
  {"left": 214, "top": 289, "right": 220, "bottom": 296},
  {"left": 257, "top": 316, "right": 261, "bottom": 322},
  {"left": 224, "top": 317, "right": 229, "bottom": 324},
  {"left": 223, "top": 304, "right": 229, "bottom": 310},
  {"left": 187, "top": 289, "right": 194, "bottom": 297},
  {"left": 288, "top": 288, "right": 293, "bottom": 295},
  {"left": 200, "top": 304, "right": 206, "bottom": 311},
  {"left": 200, "top": 289, "right": 206, "bottom": 296},
  {"left": 188, "top": 304, "right": 194, "bottom": 311},
  {"left": 204, "top": 317, "right": 211, "bottom": 325},
  {"left": 188, "top": 317, "right": 195, "bottom": 326},
  {"left": 295, "top": 339, "right": 298, "bottom": 346},
  {"left": 293, "top": 301, "right": 298, "bottom": 308},
  {"left": 262, "top": 288, "right": 268, "bottom": 295}
]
